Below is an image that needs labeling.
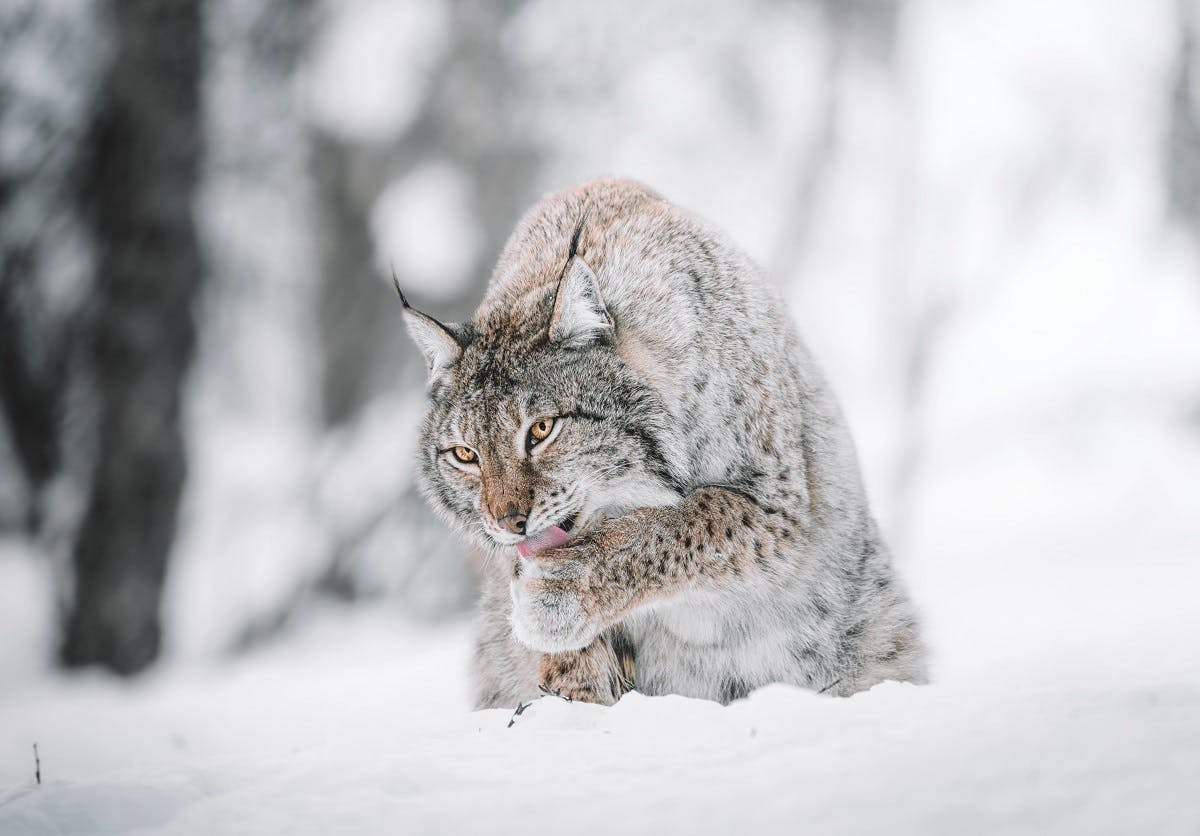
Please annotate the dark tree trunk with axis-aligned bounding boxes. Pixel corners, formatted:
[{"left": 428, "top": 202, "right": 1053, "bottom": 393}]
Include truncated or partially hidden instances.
[
  {"left": 0, "top": 4, "right": 98, "bottom": 532},
  {"left": 61, "top": 0, "right": 203, "bottom": 674},
  {"left": 0, "top": 274, "right": 65, "bottom": 494},
  {"left": 1167, "top": 0, "right": 1200, "bottom": 230}
]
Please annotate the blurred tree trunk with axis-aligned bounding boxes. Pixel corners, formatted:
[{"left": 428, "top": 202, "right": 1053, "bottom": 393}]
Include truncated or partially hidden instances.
[
  {"left": 0, "top": 264, "right": 65, "bottom": 524},
  {"left": 1168, "top": 0, "right": 1200, "bottom": 233},
  {"left": 0, "top": 4, "right": 99, "bottom": 533},
  {"left": 61, "top": 0, "right": 203, "bottom": 674},
  {"left": 315, "top": 0, "right": 542, "bottom": 425}
]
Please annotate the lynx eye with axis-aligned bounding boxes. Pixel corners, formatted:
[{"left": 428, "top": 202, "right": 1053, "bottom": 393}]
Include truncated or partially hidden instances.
[
  {"left": 526, "top": 416, "right": 557, "bottom": 451},
  {"left": 451, "top": 445, "right": 477, "bottom": 464}
]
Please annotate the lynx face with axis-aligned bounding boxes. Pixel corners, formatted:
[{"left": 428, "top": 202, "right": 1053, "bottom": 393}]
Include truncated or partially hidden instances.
[{"left": 401, "top": 259, "right": 681, "bottom": 553}]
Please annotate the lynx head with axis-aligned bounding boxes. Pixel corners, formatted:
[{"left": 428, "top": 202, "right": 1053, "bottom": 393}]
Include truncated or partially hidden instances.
[{"left": 398, "top": 241, "right": 681, "bottom": 554}]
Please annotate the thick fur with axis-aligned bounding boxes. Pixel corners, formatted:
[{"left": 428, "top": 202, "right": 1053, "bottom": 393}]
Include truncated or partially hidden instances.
[{"left": 402, "top": 177, "right": 926, "bottom": 708}]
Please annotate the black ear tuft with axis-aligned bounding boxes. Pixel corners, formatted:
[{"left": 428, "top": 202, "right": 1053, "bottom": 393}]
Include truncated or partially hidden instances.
[
  {"left": 567, "top": 210, "right": 589, "bottom": 262},
  {"left": 390, "top": 266, "right": 411, "bottom": 309}
]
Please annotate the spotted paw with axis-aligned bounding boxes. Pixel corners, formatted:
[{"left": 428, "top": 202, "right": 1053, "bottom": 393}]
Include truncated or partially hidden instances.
[{"left": 509, "top": 552, "right": 601, "bottom": 653}]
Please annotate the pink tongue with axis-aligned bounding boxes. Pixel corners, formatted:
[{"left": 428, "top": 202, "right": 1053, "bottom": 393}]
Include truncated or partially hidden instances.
[{"left": 516, "top": 525, "right": 572, "bottom": 558}]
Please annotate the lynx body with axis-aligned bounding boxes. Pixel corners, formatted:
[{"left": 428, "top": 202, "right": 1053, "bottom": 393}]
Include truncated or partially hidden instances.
[{"left": 401, "top": 178, "right": 926, "bottom": 707}]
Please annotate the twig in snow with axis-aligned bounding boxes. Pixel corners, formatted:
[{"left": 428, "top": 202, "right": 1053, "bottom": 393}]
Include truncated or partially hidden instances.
[
  {"left": 507, "top": 700, "right": 531, "bottom": 728},
  {"left": 818, "top": 678, "right": 842, "bottom": 695},
  {"left": 33, "top": 743, "right": 40, "bottom": 786}
]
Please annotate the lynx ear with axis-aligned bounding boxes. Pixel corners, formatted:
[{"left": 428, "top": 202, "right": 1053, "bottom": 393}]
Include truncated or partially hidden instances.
[
  {"left": 395, "top": 284, "right": 464, "bottom": 381},
  {"left": 549, "top": 257, "right": 613, "bottom": 348}
]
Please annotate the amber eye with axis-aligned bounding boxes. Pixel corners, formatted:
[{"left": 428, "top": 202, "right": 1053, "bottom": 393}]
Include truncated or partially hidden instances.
[
  {"left": 527, "top": 417, "right": 556, "bottom": 449},
  {"left": 451, "top": 446, "right": 477, "bottom": 464}
]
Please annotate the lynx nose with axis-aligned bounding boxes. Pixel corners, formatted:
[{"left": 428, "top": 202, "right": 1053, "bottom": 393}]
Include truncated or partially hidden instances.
[{"left": 498, "top": 511, "right": 527, "bottom": 535}]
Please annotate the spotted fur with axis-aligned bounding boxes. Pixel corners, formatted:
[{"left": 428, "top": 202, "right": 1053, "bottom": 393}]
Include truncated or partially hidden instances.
[{"left": 400, "top": 177, "right": 926, "bottom": 707}]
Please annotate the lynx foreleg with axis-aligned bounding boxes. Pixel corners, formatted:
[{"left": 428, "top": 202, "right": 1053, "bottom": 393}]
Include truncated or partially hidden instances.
[
  {"left": 537, "top": 628, "right": 635, "bottom": 706},
  {"left": 511, "top": 486, "right": 798, "bottom": 652}
]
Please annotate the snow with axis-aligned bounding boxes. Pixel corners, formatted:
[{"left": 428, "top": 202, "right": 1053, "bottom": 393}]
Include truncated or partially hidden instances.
[
  {"left": 306, "top": 0, "right": 448, "bottom": 143},
  {"left": 3, "top": 431, "right": 1199, "bottom": 835},
  {"left": 370, "top": 162, "right": 482, "bottom": 299},
  {"left": 1, "top": 634, "right": 1198, "bottom": 834}
]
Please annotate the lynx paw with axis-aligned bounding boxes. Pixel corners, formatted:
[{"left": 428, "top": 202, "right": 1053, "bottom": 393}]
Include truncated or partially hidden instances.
[
  {"left": 538, "top": 641, "right": 630, "bottom": 706},
  {"left": 509, "top": 554, "right": 600, "bottom": 653}
]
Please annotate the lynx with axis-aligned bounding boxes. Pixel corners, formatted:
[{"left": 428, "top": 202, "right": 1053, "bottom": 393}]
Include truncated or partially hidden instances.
[{"left": 400, "top": 178, "right": 926, "bottom": 707}]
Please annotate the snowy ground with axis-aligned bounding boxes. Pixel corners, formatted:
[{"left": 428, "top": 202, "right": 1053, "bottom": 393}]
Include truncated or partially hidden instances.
[
  {"left": 2, "top": 420, "right": 1199, "bottom": 835},
  {"left": 1, "top": 602, "right": 1197, "bottom": 835}
]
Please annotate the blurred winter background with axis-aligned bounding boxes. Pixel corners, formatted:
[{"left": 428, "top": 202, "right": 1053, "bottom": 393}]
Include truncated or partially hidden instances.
[{"left": 2, "top": 0, "right": 1199, "bottom": 833}]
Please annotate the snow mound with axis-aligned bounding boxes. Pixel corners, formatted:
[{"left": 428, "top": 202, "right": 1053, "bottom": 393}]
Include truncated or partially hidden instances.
[{"left": 2, "top": 608, "right": 1197, "bottom": 835}]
